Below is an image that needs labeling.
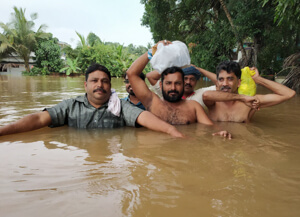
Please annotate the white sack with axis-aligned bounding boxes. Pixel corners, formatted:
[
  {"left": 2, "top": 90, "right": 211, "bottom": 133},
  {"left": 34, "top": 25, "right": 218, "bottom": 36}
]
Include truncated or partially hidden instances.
[{"left": 150, "top": 41, "right": 191, "bottom": 74}]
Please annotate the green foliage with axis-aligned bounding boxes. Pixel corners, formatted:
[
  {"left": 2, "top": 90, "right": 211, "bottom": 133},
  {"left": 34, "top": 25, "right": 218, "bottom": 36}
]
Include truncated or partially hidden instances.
[
  {"left": 32, "top": 35, "right": 64, "bottom": 75},
  {"left": 24, "top": 66, "right": 48, "bottom": 76},
  {"left": 76, "top": 31, "right": 88, "bottom": 48},
  {"left": 190, "top": 19, "right": 236, "bottom": 72},
  {"left": 60, "top": 32, "right": 149, "bottom": 77},
  {"left": 262, "top": 0, "right": 300, "bottom": 25},
  {"left": 0, "top": 7, "right": 49, "bottom": 72},
  {"left": 87, "top": 32, "right": 101, "bottom": 46},
  {"left": 127, "top": 44, "right": 147, "bottom": 56},
  {"left": 141, "top": 0, "right": 299, "bottom": 74},
  {"left": 60, "top": 57, "right": 81, "bottom": 75},
  {"left": 232, "top": 0, "right": 299, "bottom": 73},
  {"left": 141, "top": 0, "right": 215, "bottom": 42},
  {"left": 62, "top": 45, "right": 79, "bottom": 60}
]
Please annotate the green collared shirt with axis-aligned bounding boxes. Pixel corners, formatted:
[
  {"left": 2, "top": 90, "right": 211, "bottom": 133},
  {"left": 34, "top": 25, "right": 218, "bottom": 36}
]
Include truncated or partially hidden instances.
[{"left": 45, "top": 94, "right": 143, "bottom": 128}]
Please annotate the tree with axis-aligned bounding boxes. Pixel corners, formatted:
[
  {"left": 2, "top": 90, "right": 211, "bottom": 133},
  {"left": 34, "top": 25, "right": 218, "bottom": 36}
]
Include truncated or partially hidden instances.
[
  {"left": 33, "top": 34, "right": 64, "bottom": 74},
  {"left": 0, "top": 7, "right": 49, "bottom": 72},
  {"left": 219, "top": 0, "right": 247, "bottom": 63},
  {"left": 61, "top": 44, "right": 79, "bottom": 60},
  {"left": 261, "top": 0, "right": 300, "bottom": 90},
  {"left": 87, "top": 32, "right": 101, "bottom": 47},
  {"left": 262, "top": 0, "right": 300, "bottom": 25},
  {"left": 75, "top": 31, "right": 88, "bottom": 48},
  {"left": 0, "top": 42, "right": 13, "bottom": 61},
  {"left": 141, "top": 0, "right": 299, "bottom": 74},
  {"left": 63, "top": 31, "right": 149, "bottom": 77},
  {"left": 75, "top": 31, "right": 102, "bottom": 48}
]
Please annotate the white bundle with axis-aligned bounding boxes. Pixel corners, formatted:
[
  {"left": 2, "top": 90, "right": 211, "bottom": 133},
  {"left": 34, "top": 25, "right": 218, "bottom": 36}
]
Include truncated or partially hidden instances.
[{"left": 150, "top": 41, "right": 191, "bottom": 74}]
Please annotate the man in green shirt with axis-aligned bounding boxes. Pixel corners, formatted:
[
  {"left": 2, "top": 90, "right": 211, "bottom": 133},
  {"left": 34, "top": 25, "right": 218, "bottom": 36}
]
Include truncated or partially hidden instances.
[{"left": 0, "top": 63, "right": 183, "bottom": 138}]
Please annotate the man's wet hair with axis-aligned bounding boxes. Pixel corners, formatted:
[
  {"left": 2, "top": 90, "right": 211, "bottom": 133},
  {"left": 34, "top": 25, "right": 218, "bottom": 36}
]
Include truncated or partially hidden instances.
[
  {"left": 86, "top": 63, "right": 111, "bottom": 81},
  {"left": 124, "top": 71, "right": 145, "bottom": 81},
  {"left": 161, "top": 66, "right": 184, "bottom": 82},
  {"left": 216, "top": 61, "right": 241, "bottom": 79}
]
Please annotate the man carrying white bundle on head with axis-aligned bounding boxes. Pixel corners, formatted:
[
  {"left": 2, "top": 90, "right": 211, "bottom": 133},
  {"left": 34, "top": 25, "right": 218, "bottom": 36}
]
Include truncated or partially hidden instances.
[
  {"left": 126, "top": 40, "right": 233, "bottom": 139},
  {"left": 146, "top": 40, "right": 217, "bottom": 109},
  {"left": 146, "top": 41, "right": 260, "bottom": 112}
]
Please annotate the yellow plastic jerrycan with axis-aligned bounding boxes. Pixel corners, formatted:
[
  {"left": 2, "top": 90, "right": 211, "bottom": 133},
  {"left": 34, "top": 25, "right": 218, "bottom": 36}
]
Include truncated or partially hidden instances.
[{"left": 238, "top": 67, "right": 256, "bottom": 96}]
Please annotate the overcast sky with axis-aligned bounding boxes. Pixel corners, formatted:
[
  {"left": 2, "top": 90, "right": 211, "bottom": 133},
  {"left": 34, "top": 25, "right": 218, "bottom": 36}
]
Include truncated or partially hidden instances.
[{"left": 0, "top": 0, "right": 154, "bottom": 48}]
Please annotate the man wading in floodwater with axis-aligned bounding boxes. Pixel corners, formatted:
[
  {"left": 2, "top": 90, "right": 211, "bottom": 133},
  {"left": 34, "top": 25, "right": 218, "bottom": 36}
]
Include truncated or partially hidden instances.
[
  {"left": 0, "top": 63, "right": 183, "bottom": 138},
  {"left": 126, "top": 41, "right": 232, "bottom": 139},
  {"left": 121, "top": 72, "right": 146, "bottom": 110},
  {"left": 202, "top": 61, "right": 296, "bottom": 122}
]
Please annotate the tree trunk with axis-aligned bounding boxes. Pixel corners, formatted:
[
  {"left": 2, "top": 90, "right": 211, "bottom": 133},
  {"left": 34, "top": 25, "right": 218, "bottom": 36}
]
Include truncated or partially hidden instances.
[
  {"left": 24, "top": 57, "right": 30, "bottom": 72},
  {"left": 296, "top": 33, "right": 299, "bottom": 52},
  {"left": 219, "top": 0, "right": 247, "bottom": 61},
  {"left": 253, "top": 36, "right": 261, "bottom": 67}
]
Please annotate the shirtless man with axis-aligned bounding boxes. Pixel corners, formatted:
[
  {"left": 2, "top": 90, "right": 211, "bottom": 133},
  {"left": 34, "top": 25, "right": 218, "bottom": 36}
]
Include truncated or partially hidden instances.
[
  {"left": 202, "top": 60, "right": 296, "bottom": 122},
  {"left": 146, "top": 66, "right": 217, "bottom": 108},
  {"left": 146, "top": 64, "right": 258, "bottom": 112},
  {"left": 126, "top": 43, "right": 232, "bottom": 138}
]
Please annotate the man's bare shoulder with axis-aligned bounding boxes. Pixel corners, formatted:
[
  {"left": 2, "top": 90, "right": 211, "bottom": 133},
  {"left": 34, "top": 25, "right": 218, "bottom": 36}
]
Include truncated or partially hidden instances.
[
  {"left": 184, "top": 99, "right": 201, "bottom": 107},
  {"left": 179, "top": 99, "right": 205, "bottom": 113}
]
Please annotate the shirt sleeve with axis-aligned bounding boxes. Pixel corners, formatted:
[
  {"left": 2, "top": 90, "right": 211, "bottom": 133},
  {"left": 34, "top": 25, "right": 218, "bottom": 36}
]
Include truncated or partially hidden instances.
[
  {"left": 44, "top": 99, "right": 73, "bottom": 127},
  {"left": 192, "top": 85, "right": 216, "bottom": 108},
  {"left": 120, "top": 100, "right": 144, "bottom": 127},
  {"left": 150, "top": 80, "right": 163, "bottom": 98}
]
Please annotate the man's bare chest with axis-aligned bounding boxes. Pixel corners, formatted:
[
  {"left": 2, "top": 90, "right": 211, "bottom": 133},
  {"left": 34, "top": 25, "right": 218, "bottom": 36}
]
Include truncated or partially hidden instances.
[
  {"left": 209, "top": 102, "right": 251, "bottom": 123},
  {"left": 151, "top": 105, "right": 195, "bottom": 125}
]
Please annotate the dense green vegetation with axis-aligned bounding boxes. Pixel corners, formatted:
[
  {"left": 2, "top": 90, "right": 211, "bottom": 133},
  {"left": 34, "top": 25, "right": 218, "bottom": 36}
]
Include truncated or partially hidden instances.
[
  {"left": 0, "top": 2, "right": 299, "bottom": 79},
  {"left": 141, "top": 0, "right": 300, "bottom": 75},
  {"left": 29, "top": 34, "right": 64, "bottom": 75},
  {"left": 0, "top": 7, "right": 150, "bottom": 77},
  {"left": 61, "top": 37, "right": 150, "bottom": 77},
  {"left": 0, "top": 7, "right": 49, "bottom": 72}
]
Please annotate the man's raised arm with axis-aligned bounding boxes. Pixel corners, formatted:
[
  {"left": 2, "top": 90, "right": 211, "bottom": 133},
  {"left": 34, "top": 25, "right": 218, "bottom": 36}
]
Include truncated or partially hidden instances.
[
  {"left": 252, "top": 67, "right": 296, "bottom": 108},
  {"left": 193, "top": 65, "right": 218, "bottom": 84},
  {"left": 0, "top": 111, "right": 52, "bottom": 136},
  {"left": 203, "top": 91, "right": 259, "bottom": 109},
  {"left": 146, "top": 70, "right": 161, "bottom": 86},
  {"left": 126, "top": 52, "right": 155, "bottom": 109}
]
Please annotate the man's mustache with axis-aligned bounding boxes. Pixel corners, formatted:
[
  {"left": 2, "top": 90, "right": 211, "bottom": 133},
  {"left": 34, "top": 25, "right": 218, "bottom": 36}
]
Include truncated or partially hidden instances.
[
  {"left": 185, "top": 84, "right": 192, "bottom": 88},
  {"left": 168, "top": 90, "right": 179, "bottom": 94},
  {"left": 93, "top": 87, "right": 107, "bottom": 93},
  {"left": 220, "top": 86, "right": 231, "bottom": 91}
]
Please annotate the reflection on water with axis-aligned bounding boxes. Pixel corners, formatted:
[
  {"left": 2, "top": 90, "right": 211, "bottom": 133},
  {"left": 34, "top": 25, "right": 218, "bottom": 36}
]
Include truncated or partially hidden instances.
[{"left": 0, "top": 74, "right": 300, "bottom": 217}]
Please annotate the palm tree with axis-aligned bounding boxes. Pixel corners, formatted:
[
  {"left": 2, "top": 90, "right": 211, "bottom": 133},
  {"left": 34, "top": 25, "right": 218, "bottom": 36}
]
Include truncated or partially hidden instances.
[
  {"left": 0, "top": 7, "right": 49, "bottom": 72},
  {"left": 75, "top": 31, "right": 88, "bottom": 48}
]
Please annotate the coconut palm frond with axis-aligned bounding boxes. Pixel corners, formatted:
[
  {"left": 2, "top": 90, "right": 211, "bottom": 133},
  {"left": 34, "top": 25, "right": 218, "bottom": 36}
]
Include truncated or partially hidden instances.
[
  {"left": 0, "top": 7, "right": 47, "bottom": 72},
  {"left": 75, "top": 31, "right": 87, "bottom": 48},
  {"left": 282, "top": 53, "right": 300, "bottom": 92},
  {"left": 36, "top": 24, "right": 48, "bottom": 33}
]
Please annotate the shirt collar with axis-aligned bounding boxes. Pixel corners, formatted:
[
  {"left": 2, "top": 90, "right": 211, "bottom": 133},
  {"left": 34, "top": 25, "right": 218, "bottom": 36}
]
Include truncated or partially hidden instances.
[
  {"left": 182, "top": 91, "right": 195, "bottom": 99},
  {"left": 75, "top": 94, "right": 108, "bottom": 108}
]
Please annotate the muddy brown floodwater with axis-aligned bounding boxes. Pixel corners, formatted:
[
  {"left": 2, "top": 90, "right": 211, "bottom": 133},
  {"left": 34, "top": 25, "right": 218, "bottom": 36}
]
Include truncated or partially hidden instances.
[{"left": 0, "top": 73, "right": 300, "bottom": 217}]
